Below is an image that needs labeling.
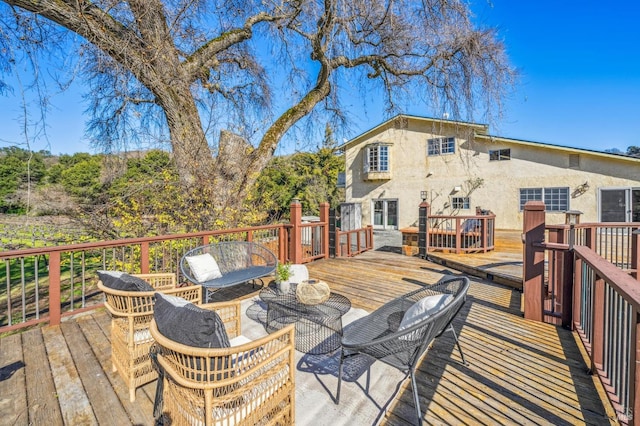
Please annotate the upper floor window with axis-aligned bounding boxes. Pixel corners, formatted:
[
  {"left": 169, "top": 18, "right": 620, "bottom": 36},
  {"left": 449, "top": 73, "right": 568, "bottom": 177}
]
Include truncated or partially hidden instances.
[
  {"left": 489, "top": 149, "right": 511, "bottom": 161},
  {"left": 519, "top": 187, "right": 569, "bottom": 212},
  {"left": 364, "top": 144, "right": 390, "bottom": 173},
  {"left": 427, "top": 137, "right": 455, "bottom": 156}
]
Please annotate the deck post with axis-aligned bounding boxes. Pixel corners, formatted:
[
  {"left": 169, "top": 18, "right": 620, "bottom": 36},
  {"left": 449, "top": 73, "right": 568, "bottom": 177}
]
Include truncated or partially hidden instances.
[
  {"left": 49, "top": 251, "right": 62, "bottom": 326},
  {"left": 289, "top": 199, "right": 303, "bottom": 264},
  {"left": 418, "top": 202, "right": 430, "bottom": 259},
  {"left": 328, "top": 208, "right": 336, "bottom": 258},
  {"left": 523, "top": 201, "right": 546, "bottom": 322},
  {"left": 140, "top": 242, "right": 150, "bottom": 274},
  {"left": 320, "top": 203, "right": 330, "bottom": 259},
  {"left": 632, "top": 229, "right": 639, "bottom": 281}
]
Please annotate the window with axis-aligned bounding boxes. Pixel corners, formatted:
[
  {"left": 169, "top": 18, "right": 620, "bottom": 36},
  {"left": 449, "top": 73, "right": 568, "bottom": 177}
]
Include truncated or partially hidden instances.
[
  {"left": 452, "top": 197, "right": 470, "bottom": 209},
  {"left": 489, "top": 149, "right": 511, "bottom": 161},
  {"left": 363, "top": 144, "right": 390, "bottom": 172},
  {"left": 519, "top": 187, "right": 569, "bottom": 211},
  {"left": 427, "top": 137, "right": 455, "bottom": 156}
]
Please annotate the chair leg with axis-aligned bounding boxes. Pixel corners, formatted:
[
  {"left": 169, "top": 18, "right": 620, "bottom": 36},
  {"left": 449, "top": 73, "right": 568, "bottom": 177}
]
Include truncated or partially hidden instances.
[
  {"left": 336, "top": 347, "right": 345, "bottom": 404},
  {"left": 410, "top": 370, "right": 422, "bottom": 424},
  {"left": 448, "top": 324, "right": 466, "bottom": 365}
]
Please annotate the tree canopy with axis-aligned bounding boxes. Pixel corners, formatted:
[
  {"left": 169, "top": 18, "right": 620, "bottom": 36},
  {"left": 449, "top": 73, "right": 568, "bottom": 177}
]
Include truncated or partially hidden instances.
[{"left": 1, "top": 0, "right": 515, "bottom": 228}]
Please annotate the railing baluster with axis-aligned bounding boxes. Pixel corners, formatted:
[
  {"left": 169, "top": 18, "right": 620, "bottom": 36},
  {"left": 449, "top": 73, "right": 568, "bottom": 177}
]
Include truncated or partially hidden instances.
[
  {"left": 20, "top": 258, "right": 26, "bottom": 323},
  {"left": 35, "top": 256, "right": 40, "bottom": 319},
  {"left": 70, "top": 252, "right": 75, "bottom": 312}
]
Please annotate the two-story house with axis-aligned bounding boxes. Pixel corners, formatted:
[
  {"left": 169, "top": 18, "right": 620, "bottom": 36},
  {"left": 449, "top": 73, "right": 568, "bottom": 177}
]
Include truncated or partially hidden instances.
[{"left": 341, "top": 115, "right": 640, "bottom": 230}]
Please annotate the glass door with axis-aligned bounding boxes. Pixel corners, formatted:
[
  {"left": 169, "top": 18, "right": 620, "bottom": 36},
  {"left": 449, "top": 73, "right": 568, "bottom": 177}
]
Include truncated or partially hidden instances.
[
  {"left": 600, "top": 188, "right": 640, "bottom": 222},
  {"left": 371, "top": 199, "right": 398, "bottom": 229},
  {"left": 373, "top": 200, "right": 385, "bottom": 228}
]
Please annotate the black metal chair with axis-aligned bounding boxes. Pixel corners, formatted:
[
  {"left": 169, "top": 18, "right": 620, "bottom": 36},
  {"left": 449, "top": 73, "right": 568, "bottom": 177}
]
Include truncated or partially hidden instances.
[
  {"left": 336, "top": 275, "right": 470, "bottom": 423},
  {"left": 180, "top": 241, "right": 277, "bottom": 302}
]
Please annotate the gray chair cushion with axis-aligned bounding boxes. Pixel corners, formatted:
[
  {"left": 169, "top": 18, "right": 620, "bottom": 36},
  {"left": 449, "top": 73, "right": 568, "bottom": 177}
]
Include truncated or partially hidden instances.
[
  {"left": 97, "top": 270, "right": 154, "bottom": 292},
  {"left": 154, "top": 292, "right": 230, "bottom": 348}
]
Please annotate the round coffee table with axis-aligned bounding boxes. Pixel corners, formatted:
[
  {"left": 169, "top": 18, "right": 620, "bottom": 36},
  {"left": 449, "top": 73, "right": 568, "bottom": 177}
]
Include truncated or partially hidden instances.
[{"left": 259, "top": 283, "right": 351, "bottom": 354}]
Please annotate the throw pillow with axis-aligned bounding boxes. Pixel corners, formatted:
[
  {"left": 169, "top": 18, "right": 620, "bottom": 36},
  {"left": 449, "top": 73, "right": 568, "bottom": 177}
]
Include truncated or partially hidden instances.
[
  {"left": 154, "top": 292, "right": 230, "bottom": 348},
  {"left": 398, "top": 293, "right": 453, "bottom": 334},
  {"left": 97, "top": 270, "right": 155, "bottom": 292},
  {"left": 120, "top": 273, "right": 155, "bottom": 292},
  {"left": 185, "top": 253, "right": 223, "bottom": 283},
  {"left": 97, "top": 270, "right": 124, "bottom": 288}
]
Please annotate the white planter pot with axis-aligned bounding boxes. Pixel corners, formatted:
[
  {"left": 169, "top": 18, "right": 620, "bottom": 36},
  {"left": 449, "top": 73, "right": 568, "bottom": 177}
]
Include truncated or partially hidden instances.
[{"left": 277, "top": 280, "right": 291, "bottom": 293}]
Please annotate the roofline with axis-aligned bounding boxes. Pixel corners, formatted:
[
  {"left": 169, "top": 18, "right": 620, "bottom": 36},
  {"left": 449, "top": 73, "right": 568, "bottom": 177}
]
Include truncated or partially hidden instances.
[
  {"left": 476, "top": 134, "right": 640, "bottom": 162},
  {"left": 340, "top": 114, "right": 639, "bottom": 162},
  {"left": 339, "top": 114, "right": 488, "bottom": 149}
]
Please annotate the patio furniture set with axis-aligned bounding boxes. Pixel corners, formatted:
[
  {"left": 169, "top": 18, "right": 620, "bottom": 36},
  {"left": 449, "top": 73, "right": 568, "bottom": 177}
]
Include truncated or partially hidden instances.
[{"left": 97, "top": 241, "right": 470, "bottom": 425}]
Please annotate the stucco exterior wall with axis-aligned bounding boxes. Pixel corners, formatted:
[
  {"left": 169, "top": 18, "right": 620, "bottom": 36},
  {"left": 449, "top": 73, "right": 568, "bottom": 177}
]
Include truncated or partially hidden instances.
[{"left": 344, "top": 117, "right": 640, "bottom": 230}]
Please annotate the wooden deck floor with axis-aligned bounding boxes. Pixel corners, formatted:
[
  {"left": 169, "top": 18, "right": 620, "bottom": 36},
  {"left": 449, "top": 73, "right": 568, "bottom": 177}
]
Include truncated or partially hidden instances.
[{"left": 0, "top": 250, "right": 616, "bottom": 425}]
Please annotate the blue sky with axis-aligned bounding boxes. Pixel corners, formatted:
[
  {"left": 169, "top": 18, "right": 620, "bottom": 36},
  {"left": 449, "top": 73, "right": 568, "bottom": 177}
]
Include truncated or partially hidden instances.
[{"left": 0, "top": 0, "right": 638, "bottom": 155}]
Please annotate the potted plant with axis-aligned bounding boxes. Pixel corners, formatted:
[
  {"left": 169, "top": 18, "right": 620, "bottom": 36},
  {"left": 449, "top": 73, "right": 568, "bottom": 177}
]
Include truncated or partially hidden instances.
[{"left": 275, "top": 262, "right": 292, "bottom": 293}]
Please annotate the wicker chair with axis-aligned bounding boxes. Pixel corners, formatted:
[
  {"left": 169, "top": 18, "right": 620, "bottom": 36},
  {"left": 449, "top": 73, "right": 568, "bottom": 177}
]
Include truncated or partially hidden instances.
[
  {"left": 98, "top": 273, "right": 202, "bottom": 402},
  {"left": 150, "top": 300, "right": 296, "bottom": 426},
  {"left": 336, "top": 275, "right": 470, "bottom": 423}
]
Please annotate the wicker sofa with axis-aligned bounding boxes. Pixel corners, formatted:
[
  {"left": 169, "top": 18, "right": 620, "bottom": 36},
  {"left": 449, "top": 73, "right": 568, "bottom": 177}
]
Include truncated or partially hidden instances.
[
  {"left": 150, "top": 299, "right": 296, "bottom": 425},
  {"left": 97, "top": 272, "right": 202, "bottom": 402}
]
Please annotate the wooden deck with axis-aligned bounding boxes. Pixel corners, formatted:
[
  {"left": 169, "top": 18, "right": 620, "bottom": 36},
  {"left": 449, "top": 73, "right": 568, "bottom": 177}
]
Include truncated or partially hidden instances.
[{"left": 0, "top": 250, "right": 616, "bottom": 425}]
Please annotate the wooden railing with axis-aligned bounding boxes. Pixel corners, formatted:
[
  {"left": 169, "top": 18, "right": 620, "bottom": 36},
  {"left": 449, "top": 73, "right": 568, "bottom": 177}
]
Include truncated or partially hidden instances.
[
  {"left": 425, "top": 213, "right": 495, "bottom": 254},
  {"left": 1, "top": 201, "right": 377, "bottom": 333},
  {"left": 572, "top": 245, "right": 639, "bottom": 424},
  {"left": 335, "top": 226, "right": 373, "bottom": 257},
  {"left": 523, "top": 202, "right": 640, "bottom": 424},
  {"left": 0, "top": 225, "right": 287, "bottom": 333}
]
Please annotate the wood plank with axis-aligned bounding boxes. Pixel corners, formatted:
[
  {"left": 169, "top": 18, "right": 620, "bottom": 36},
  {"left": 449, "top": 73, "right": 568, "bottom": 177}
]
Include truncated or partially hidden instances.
[
  {"left": 61, "top": 319, "right": 132, "bottom": 425},
  {"left": 42, "top": 325, "right": 97, "bottom": 425},
  {"left": 22, "top": 328, "right": 63, "bottom": 425},
  {"left": 0, "top": 333, "right": 28, "bottom": 425},
  {"left": 76, "top": 310, "right": 155, "bottom": 425}
]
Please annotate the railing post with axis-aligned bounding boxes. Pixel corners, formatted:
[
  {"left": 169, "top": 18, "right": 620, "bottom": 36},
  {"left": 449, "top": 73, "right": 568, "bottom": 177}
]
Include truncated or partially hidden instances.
[
  {"left": 49, "top": 251, "right": 62, "bottom": 327},
  {"left": 523, "top": 201, "right": 546, "bottom": 322},
  {"left": 329, "top": 208, "right": 336, "bottom": 258},
  {"left": 319, "top": 202, "right": 330, "bottom": 259},
  {"left": 289, "top": 199, "right": 303, "bottom": 264},
  {"left": 418, "top": 202, "right": 430, "bottom": 259},
  {"left": 278, "top": 225, "right": 288, "bottom": 263},
  {"left": 556, "top": 226, "right": 574, "bottom": 328},
  {"left": 455, "top": 217, "right": 462, "bottom": 254},
  {"left": 632, "top": 229, "right": 640, "bottom": 280},
  {"left": 368, "top": 225, "right": 374, "bottom": 250},
  {"left": 140, "top": 242, "right": 150, "bottom": 274}
]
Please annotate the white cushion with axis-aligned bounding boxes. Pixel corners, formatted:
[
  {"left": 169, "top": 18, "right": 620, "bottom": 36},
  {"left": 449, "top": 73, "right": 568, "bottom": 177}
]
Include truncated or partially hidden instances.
[
  {"left": 289, "top": 264, "right": 309, "bottom": 284},
  {"left": 186, "top": 253, "right": 222, "bottom": 282},
  {"left": 398, "top": 294, "right": 453, "bottom": 333},
  {"left": 229, "top": 335, "right": 252, "bottom": 347},
  {"left": 158, "top": 292, "right": 191, "bottom": 307}
]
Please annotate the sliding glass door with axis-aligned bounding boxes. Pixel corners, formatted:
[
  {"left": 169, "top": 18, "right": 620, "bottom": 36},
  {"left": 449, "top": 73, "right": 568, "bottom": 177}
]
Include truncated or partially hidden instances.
[{"left": 600, "top": 188, "right": 640, "bottom": 222}]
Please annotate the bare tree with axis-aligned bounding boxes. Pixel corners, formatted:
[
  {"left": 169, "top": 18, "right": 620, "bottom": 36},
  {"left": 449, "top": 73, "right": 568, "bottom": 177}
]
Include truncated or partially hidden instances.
[{"left": 0, "top": 0, "right": 515, "bottom": 228}]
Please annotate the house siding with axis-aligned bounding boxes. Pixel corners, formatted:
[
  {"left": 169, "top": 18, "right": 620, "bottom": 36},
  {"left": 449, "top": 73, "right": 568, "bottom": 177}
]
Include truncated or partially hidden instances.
[{"left": 344, "top": 116, "right": 640, "bottom": 230}]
